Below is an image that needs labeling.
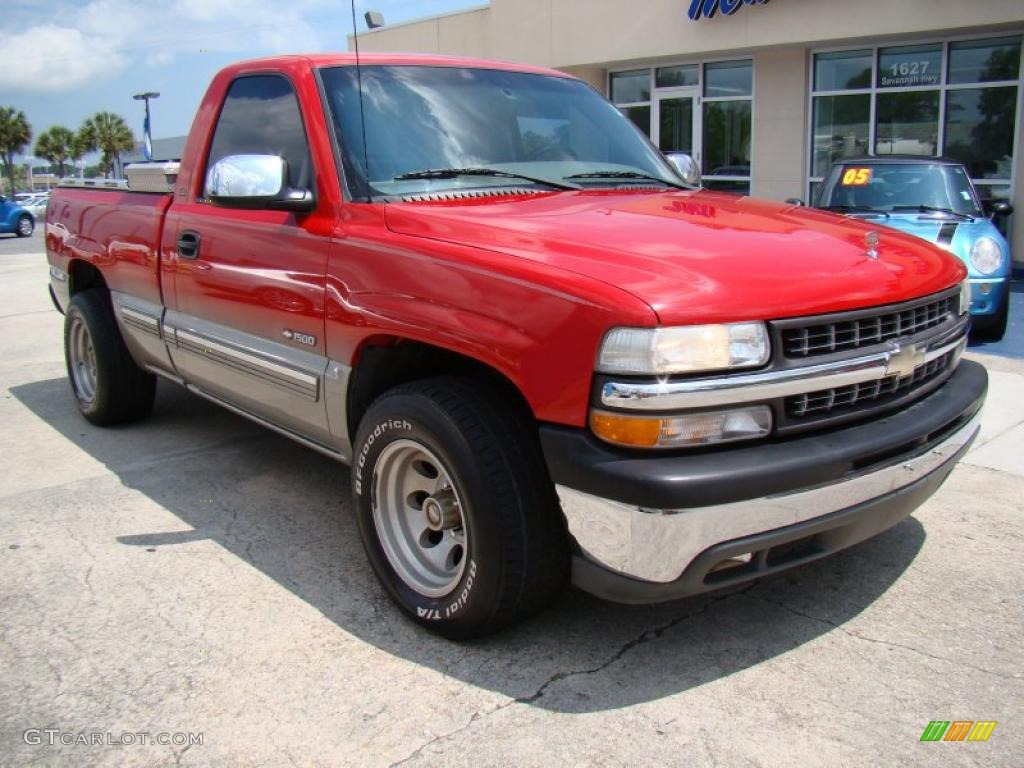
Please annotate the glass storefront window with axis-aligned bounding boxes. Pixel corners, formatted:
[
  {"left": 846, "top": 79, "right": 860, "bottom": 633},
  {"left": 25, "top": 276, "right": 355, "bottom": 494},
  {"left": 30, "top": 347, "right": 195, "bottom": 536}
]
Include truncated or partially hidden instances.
[
  {"left": 611, "top": 70, "right": 650, "bottom": 104},
  {"left": 811, "top": 37, "right": 1021, "bottom": 207},
  {"left": 875, "top": 91, "right": 939, "bottom": 155},
  {"left": 658, "top": 97, "right": 694, "bottom": 153},
  {"left": 944, "top": 87, "right": 1017, "bottom": 179},
  {"left": 620, "top": 105, "right": 651, "bottom": 135},
  {"left": 656, "top": 65, "right": 698, "bottom": 88},
  {"left": 877, "top": 44, "right": 942, "bottom": 88},
  {"left": 703, "top": 179, "right": 750, "bottom": 195},
  {"left": 812, "top": 94, "right": 870, "bottom": 176},
  {"left": 814, "top": 50, "right": 872, "bottom": 91},
  {"left": 704, "top": 60, "right": 752, "bottom": 98},
  {"left": 703, "top": 101, "right": 751, "bottom": 176},
  {"left": 948, "top": 37, "right": 1022, "bottom": 84}
]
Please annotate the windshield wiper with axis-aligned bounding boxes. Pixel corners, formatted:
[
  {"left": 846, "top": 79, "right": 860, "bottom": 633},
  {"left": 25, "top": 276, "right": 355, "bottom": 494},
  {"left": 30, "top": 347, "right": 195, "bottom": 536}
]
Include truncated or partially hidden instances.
[
  {"left": 393, "top": 167, "right": 581, "bottom": 191},
  {"left": 824, "top": 204, "right": 889, "bottom": 218},
  {"left": 563, "top": 170, "right": 687, "bottom": 189},
  {"left": 891, "top": 204, "right": 973, "bottom": 221}
]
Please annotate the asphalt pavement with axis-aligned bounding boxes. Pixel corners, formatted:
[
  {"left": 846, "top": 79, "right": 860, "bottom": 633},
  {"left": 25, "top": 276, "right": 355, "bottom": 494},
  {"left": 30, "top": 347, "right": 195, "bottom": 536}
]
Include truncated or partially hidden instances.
[{"left": 1, "top": 230, "right": 1022, "bottom": 767}]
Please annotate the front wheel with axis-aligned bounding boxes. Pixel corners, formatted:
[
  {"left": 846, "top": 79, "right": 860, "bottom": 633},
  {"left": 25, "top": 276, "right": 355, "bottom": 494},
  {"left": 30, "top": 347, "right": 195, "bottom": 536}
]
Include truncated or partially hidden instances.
[
  {"left": 352, "top": 377, "right": 568, "bottom": 639},
  {"left": 16, "top": 215, "right": 33, "bottom": 237},
  {"left": 64, "top": 291, "right": 156, "bottom": 425},
  {"left": 971, "top": 294, "right": 1009, "bottom": 342}
]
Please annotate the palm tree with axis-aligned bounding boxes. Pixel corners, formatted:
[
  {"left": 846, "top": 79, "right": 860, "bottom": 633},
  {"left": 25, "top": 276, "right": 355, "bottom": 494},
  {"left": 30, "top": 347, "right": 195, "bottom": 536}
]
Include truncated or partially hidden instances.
[
  {"left": 0, "top": 106, "right": 32, "bottom": 195},
  {"left": 35, "top": 126, "right": 76, "bottom": 178},
  {"left": 79, "top": 112, "right": 135, "bottom": 178},
  {"left": 70, "top": 132, "right": 91, "bottom": 178}
]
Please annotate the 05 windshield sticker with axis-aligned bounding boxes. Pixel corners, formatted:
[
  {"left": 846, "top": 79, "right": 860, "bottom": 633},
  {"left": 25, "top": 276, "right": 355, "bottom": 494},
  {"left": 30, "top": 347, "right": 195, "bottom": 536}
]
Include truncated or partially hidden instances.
[{"left": 841, "top": 168, "right": 872, "bottom": 186}]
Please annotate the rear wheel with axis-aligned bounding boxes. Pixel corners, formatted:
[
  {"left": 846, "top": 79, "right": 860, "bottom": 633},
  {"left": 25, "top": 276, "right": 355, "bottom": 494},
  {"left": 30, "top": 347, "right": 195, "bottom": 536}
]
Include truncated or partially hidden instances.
[
  {"left": 16, "top": 215, "right": 33, "bottom": 237},
  {"left": 64, "top": 291, "right": 156, "bottom": 425},
  {"left": 971, "top": 293, "right": 1009, "bottom": 342},
  {"left": 352, "top": 377, "right": 568, "bottom": 639}
]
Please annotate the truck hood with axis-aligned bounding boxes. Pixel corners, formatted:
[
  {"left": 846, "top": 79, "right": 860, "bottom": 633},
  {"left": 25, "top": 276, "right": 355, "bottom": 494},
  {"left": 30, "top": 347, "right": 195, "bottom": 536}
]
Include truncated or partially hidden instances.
[{"left": 384, "top": 190, "right": 966, "bottom": 325}]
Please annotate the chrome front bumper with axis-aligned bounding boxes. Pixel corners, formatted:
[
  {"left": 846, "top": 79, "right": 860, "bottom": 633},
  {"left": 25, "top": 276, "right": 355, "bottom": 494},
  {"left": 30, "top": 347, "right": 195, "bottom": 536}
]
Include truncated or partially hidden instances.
[{"left": 558, "top": 409, "right": 980, "bottom": 586}]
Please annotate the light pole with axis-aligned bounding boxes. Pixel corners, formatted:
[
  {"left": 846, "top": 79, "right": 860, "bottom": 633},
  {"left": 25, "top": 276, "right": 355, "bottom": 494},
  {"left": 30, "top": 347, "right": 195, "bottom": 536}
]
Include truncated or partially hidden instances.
[{"left": 133, "top": 91, "right": 160, "bottom": 161}]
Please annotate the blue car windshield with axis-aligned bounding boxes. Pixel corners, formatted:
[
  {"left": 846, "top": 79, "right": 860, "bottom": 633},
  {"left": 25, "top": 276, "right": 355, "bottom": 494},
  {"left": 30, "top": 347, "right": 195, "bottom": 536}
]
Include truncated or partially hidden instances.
[
  {"left": 319, "top": 64, "right": 682, "bottom": 199},
  {"left": 818, "top": 162, "right": 983, "bottom": 216}
]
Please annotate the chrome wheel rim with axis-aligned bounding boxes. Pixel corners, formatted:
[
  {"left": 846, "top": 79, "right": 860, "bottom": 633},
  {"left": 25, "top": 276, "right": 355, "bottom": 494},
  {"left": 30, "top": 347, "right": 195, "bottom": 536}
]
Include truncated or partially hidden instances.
[
  {"left": 68, "top": 315, "right": 98, "bottom": 406},
  {"left": 18, "top": 217, "right": 32, "bottom": 236},
  {"left": 371, "top": 439, "right": 469, "bottom": 597}
]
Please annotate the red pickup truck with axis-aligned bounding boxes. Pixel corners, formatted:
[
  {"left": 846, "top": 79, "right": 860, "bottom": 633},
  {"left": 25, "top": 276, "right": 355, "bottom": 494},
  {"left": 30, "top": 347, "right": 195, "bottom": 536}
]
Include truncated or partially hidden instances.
[{"left": 46, "top": 54, "right": 986, "bottom": 639}]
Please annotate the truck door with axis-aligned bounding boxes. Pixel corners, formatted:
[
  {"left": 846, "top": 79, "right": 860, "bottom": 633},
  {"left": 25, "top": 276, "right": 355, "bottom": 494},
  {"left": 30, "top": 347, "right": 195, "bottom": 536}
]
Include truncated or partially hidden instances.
[{"left": 163, "top": 73, "right": 333, "bottom": 447}]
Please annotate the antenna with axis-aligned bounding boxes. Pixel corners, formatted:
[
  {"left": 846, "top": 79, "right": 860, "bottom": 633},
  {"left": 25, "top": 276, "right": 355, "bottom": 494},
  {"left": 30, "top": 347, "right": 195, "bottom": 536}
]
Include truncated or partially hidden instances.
[{"left": 350, "top": 0, "right": 373, "bottom": 202}]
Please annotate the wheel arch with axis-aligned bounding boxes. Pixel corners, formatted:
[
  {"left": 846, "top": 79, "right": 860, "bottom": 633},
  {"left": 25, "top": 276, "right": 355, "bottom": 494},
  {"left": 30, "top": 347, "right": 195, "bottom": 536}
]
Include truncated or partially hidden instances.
[
  {"left": 67, "top": 259, "right": 110, "bottom": 299},
  {"left": 346, "top": 335, "right": 536, "bottom": 443}
]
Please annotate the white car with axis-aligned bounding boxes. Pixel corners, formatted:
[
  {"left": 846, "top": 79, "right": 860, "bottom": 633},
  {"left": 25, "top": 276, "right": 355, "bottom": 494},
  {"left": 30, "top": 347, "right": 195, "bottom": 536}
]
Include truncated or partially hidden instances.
[{"left": 22, "top": 194, "right": 50, "bottom": 220}]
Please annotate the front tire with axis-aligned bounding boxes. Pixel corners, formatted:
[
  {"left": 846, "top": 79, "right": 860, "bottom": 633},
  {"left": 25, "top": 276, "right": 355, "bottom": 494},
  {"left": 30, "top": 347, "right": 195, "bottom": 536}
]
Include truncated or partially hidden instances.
[
  {"left": 64, "top": 291, "right": 156, "bottom": 425},
  {"left": 16, "top": 215, "right": 33, "bottom": 237},
  {"left": 352, "top": 377, "right": 568, "bottom": 639},
  {"left": 971, "top": 293, "right": 1009, "bottom": 342}
]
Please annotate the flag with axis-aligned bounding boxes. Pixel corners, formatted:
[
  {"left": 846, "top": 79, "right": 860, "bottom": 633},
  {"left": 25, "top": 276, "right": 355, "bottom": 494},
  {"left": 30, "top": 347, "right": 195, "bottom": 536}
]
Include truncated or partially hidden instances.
[{"left": 143, "top": 112, "right": 153, "bottom": 161}]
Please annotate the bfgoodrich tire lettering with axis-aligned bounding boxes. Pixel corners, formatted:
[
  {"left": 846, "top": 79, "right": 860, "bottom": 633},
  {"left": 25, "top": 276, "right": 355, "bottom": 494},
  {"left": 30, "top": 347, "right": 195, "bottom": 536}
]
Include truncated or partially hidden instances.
[
  {"left": 63, "top": 290, "right": 156, "bottom": 426},
  {"left": 352, "top": 376, "right": 568, "bottom": 639}
]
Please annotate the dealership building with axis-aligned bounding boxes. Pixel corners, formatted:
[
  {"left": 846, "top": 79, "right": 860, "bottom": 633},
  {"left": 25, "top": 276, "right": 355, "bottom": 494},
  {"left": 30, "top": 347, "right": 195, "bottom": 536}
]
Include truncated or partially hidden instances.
[{"left": 354, "top": 0, "right": 1024, "bottom": 270}]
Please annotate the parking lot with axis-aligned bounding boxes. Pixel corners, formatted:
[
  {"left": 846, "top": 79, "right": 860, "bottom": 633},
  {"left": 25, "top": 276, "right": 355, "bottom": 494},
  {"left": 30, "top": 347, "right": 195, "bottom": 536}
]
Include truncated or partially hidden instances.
[{"left": 1, "top": 230, "right": 1022, "bottom": 767}]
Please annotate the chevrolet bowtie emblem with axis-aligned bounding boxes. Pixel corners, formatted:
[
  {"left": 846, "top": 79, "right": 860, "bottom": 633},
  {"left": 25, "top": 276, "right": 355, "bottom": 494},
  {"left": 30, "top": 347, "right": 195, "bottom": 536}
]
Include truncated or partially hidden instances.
[
  {"left": 886, "top": 341, "right": 926, "bottom": 379},
  {"left": 864, "top": 230, "right": 880, "bottom": 260}
]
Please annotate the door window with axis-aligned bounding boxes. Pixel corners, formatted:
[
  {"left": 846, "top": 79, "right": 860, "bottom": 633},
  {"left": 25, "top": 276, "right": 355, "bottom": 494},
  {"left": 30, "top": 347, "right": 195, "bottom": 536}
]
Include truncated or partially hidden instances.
[{"left": 205, "top": 75, "right": 312, "bottom": 197}]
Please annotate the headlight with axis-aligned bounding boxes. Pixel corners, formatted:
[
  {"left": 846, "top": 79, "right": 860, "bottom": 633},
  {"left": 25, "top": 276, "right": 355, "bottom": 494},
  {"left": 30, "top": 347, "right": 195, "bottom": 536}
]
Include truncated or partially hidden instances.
[
  {"left": 598, "top": 322, "right": 770, "bottom": 375},
  {"left": 590, "top": 405, "right": 773, "bottom": 449},
  {"left": 959, "top": 280, "right": 971, "bottom": 315},
  {"left": 969, "top": 237, "right": 1002, "bottom": 276}
]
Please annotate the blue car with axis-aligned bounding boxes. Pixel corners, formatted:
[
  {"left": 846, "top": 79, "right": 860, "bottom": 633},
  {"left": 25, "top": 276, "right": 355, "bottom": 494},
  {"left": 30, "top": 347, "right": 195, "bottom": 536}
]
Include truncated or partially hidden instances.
[
  {"left": 0, "top": 195, "right": 35, "bottom": 238},
  {"left": 815, "top": 156, "right": 1013, "bottom": 341}
]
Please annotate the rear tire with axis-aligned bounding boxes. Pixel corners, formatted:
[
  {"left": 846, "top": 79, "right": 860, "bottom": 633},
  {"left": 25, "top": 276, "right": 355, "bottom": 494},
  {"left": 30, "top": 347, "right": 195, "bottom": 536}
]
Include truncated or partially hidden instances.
[
  {"left": 352, "top": 376, "right": 568, "bottom": 639},
  {"left": 971, "top": 294, "right": 1009, "bottom": 342},
  {"left": 64, "top": 291, "right": 156, "bottom": 425},
  {"left": 16, "top": 215, "right": 33, "bottom": 237}
]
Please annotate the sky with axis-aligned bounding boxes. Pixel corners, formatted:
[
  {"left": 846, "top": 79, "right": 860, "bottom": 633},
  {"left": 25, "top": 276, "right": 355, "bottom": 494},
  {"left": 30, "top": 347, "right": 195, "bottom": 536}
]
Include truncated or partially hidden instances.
[{"left": 0, "top": 0, "right": 485, "bottom": 165}]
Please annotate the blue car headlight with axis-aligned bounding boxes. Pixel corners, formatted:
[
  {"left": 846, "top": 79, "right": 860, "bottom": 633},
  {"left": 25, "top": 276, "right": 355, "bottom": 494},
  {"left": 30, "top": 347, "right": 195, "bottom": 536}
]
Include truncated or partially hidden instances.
[{"left": 969, "top": 237, "right": 1003, "bottom": 276}]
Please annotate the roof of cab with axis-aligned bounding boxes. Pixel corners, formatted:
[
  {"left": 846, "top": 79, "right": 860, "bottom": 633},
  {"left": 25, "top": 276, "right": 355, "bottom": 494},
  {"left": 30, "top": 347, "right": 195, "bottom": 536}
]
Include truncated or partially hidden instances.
[{"left": 220, "top": 52, "right": 576, "bottom": 81}]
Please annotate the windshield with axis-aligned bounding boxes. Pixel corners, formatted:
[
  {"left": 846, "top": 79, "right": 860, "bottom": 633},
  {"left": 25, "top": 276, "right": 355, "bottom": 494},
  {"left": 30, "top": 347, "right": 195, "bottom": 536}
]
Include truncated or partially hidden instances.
[
  {"left": 817, "top": 162, "right": 982, "bottom": 216},
  {"left": 319, "top": 65, "right": 683, "bottom": 199}
]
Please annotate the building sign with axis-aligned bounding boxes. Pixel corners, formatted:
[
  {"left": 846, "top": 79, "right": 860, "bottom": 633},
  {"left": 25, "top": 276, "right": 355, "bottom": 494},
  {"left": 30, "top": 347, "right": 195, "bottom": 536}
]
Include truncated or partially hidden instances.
[
  {"left": 688, "top": 0, "right": 770, "bottom": 21},
  {"left": 879, "top": 56, "right": 940, "bottom": 87}
]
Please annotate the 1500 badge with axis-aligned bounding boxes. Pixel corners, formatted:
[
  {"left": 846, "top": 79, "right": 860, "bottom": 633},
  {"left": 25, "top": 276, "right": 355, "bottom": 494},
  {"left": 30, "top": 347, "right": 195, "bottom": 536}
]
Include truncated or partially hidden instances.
[{"left": 282, "top": 329, "right": 316, "bottom": 346}]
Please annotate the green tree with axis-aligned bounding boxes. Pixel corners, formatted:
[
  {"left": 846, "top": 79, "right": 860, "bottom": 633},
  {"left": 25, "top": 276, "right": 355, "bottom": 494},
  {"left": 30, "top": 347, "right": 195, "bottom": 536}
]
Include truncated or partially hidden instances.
[
  {"left": 35, "top": 125, "right": 76, "bottom": 178},
  {"left": 70, "top": 132, "right": 92, "bottom": 177},
  {"left": 0, "top": 106, "right": 32, "bottom": 196},
  {"left": 0, "top": 163, "right": 28, "bottom": 193},
  {"left": 79, "top": 112, "right": 135, "bottom": 178}
]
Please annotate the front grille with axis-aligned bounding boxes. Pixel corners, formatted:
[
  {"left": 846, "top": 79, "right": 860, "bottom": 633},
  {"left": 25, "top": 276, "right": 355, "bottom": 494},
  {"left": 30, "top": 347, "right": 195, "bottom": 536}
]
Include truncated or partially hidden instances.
[
  {"left": 782, "top": 294, "right": 957, "bottom": 358},
  {"left": 787, "top": 349, "right": 955, "bottom": 418}
]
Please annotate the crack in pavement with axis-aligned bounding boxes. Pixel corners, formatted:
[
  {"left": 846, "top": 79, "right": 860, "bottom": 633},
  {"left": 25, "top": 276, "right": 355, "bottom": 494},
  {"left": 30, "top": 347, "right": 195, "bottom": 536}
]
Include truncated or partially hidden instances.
[
  {"left": 745, "top": 592, "right": 1017, "bottom": 680},
  {"left": 388, "top": 585, "right": 755, "bottom": 767}
]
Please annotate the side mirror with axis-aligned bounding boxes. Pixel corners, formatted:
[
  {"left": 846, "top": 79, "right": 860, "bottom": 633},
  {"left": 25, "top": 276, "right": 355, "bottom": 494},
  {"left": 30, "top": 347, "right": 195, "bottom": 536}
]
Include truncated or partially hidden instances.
[
  {"left": 987, "top": 200, "right": 1013, "bottom": 217},
  {"left": 665, "top": 153, "right": 701, "bottom": 187},
  {"left": 785, "top": 197, "right": 806, "bottom": 207},
  {"left": 205, "top": 154, "right": 314, "bottom": 212}
]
